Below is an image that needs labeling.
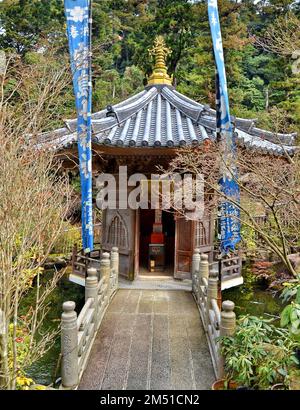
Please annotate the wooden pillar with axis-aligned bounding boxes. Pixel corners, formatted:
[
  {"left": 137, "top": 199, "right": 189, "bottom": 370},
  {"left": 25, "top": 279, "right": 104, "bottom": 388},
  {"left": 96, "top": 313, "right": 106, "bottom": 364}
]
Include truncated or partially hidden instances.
[
  {"left": 192, "top": 248, "right": 200, "bottom": 294},
  {"left": 71, "top": 243, "right": 77, "bottom": 273}
]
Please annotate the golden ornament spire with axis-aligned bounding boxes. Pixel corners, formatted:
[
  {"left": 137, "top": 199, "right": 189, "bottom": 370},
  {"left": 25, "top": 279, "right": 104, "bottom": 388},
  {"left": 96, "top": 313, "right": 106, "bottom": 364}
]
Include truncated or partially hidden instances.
[{"left": 147, "top": 36, "right": 173, "bottom": 86}]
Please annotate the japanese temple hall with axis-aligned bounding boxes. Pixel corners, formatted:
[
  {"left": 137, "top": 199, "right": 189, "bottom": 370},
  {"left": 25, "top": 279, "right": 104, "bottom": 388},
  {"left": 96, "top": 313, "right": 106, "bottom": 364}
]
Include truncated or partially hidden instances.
[{"left": 35, "top": 36, "right": 298, "bottom": 282}]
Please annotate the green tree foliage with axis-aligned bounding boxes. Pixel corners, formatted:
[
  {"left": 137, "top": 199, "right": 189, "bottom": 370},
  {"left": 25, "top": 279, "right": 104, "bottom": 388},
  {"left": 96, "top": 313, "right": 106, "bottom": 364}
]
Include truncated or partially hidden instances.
[
  {"left": 0, "top": 0, "right": 299, "bottom": 133},
  {"left": 0, "top": 0, "right": 65, "bottom": 53}
]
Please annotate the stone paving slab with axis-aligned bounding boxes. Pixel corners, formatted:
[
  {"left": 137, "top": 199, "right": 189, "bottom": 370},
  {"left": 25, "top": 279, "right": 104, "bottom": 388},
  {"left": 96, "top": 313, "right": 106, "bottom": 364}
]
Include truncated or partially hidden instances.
[
  {"left": 79, "top": 290, "right": 215, "bottom": 390},
  {"left": 119, "top": 277, "right": 192, "bottom": 291}
]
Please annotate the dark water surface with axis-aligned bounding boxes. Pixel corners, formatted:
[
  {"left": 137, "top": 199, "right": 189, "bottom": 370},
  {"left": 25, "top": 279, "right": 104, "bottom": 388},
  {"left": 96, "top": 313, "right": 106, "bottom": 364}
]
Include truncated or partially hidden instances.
[{"left": 223, "top": 264, "right": 284, "bottom": 322}]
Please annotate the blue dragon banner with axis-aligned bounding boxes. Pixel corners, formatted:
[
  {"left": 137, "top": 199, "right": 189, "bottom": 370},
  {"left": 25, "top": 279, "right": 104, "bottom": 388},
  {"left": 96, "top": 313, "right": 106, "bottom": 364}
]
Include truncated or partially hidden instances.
[
  {"left": 208, "top": 0, "right": 241, "bottom": 253},
  {"left": 64, "top": 0, "right": 94, "bottom": 253}
]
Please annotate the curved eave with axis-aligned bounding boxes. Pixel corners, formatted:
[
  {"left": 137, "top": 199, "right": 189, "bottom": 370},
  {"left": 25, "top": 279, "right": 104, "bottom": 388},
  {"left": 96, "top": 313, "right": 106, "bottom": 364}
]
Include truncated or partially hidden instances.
[{"left": 33, "top": 84, "right": 298, "bottom": 157}]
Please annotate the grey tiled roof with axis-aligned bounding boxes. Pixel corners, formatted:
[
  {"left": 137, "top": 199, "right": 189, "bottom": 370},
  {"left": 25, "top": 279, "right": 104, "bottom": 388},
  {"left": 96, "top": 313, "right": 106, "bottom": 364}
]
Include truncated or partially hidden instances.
[{"left": 35, "top": 84, "right": 298, "bottom": 156}]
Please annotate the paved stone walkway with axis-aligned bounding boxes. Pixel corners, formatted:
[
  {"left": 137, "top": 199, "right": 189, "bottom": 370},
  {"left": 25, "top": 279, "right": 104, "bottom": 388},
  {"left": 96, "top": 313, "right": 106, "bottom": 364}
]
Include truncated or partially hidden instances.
[{"left": 79, "top": 289, "right": 215, "bottom": 390}]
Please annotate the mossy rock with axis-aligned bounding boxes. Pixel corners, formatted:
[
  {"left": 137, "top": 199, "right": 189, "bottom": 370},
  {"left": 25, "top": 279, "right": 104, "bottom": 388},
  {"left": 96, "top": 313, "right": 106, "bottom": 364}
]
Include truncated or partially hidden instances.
[{"left": 44, "top": 255, "right": 68, "bottom": 269}]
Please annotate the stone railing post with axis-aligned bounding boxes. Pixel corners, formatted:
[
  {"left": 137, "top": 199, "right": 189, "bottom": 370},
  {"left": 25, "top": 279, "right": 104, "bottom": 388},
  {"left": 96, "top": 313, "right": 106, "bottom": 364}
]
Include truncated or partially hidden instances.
[
  {"left": 111, "top": 247, "right": 119, "bottom": 292},
  {"left": 199, "top": 253, "right": 209, "bottom": 283},
  {"left": 100, "top": 251, "right": 111, "bottom": 291},
  {"left": 219, "top": 300, "right": 236, "bottom": 378},
  {"left": 85, "top": 267, "right": 98, "bottom": 320},
  {"left": 220, "top": 300, "right": 236, "bottom": 337},
  {"left": 207, "top": 265, "right": 219, "bottom": 324},
  {"left": 61, "top": 301, "right": 79, "bottom": 389},
  {"left": 192, "top": 248, "right": 200, "bottom": 295}
]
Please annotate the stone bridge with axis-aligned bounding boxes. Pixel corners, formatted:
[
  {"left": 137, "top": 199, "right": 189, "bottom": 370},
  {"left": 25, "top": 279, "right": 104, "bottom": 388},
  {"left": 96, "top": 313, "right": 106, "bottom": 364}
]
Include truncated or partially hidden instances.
[
  {"left": 78, "top": 289, "right": 215, "bottom": 390},
  {"left": 60, "top": 249, "right": 237, "bottom": 390}
]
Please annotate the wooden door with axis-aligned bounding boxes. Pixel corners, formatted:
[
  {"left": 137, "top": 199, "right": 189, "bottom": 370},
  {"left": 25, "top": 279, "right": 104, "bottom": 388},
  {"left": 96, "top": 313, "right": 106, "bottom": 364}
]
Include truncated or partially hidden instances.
[
  {"left": 134, "top": 209, "right": 140, "bottom": 278},
  {"left": 102, "top": 209, "right": 135, "bottom": 281},
  {"left": 174, "top": 217, "right": 194, "bottom": 279}
]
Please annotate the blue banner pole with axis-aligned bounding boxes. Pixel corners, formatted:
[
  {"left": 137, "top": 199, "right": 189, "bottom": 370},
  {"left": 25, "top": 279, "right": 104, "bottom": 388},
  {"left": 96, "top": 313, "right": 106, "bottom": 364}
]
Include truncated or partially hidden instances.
[
  {"left": 207, "top": 0, "right": 241, "bottom": 254},
  {"left": 64, "top": 0, "right": 94, "bottom": 253}
]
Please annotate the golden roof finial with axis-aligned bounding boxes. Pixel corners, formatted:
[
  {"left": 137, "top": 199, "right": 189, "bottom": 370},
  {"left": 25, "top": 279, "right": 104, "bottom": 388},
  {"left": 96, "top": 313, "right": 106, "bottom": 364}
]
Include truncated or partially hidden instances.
[{"left": 147, "top": 36, "right": 173, "bottom": 86}]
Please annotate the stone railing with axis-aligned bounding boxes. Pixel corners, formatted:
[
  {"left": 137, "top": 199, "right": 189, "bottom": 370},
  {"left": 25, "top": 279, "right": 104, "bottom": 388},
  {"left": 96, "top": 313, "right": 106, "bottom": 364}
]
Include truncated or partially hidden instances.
[
  {"left": 60, "top": 247, "right": 119, "bottom": 389},
  {"left": 220, "top": 254, "right": 243, "bottom": 289},
  {"left": 192, "top": 249, "right": 236, "bottom": 379},
  {"left": 71, "top": 243, "right": 101, "bottom": 280}
]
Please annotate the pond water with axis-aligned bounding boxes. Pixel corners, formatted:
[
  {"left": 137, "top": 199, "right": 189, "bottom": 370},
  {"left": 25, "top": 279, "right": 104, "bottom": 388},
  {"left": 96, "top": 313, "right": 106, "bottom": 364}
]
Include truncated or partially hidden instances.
[
  {"left": 25, "top": 263, "right": 284, "bottom": 386},
  {"left": 24, "top": 270, "right": 85, "bottom": 386},
  {"left": 223, "top": 263, "right": 284, "bottom": 322}
]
